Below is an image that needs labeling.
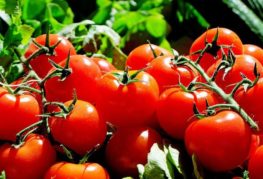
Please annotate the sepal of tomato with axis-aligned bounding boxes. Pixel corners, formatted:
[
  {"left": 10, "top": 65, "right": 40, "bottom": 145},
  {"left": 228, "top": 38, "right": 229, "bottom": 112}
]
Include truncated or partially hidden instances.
[{"left": 0, "top": 134, "right": 56, "bottom": 179}]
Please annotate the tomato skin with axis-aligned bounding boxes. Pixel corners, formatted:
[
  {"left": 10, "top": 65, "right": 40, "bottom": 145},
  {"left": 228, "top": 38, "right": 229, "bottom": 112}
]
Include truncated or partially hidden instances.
[
  {"left": 248, "top": 145, "right": 263, "bottom": 179},
  {"left": 105, "top": 127, "right": 162, "bottom": 178},
  {"left": 91, "top": 57, "right": 116, "bottom": 75},
  {"left": 0, "top": 134, "right": 56, "bottom": 179},
  {"left": 25, "top": 34, "right": 76, "bottom": 78},
  {"left": 190, "top": 28, "right": 243, "bottom": 71},
  {"left": 146, "top": 55, "right": 197, "bottom": 93},
  {"left": 126, "top": 44, "right": 173, "bottom": 70},
  {"left": 207, "top": 55, "right": 263, "bottom": 93},
  {"left": 0, "top": 87, "right": 40, "bottom": 141},
  {"left": 49, "top": 100, "right": 107, "bottom": 155},
  {"left": 45, "top": 55, "right": 102, "bottom": 105},
  {"left": 44, "top": 162, "right": 110, "bottom": 179},
  {"left": 243, "top": 44, "right": 263, "bottom": 65},
  {"left": 157, "top": 87, "right": 219, "bottom": 140},
  {"left": 96, "top": 70, "right": 159, "bottom": 127},
  {"left": 185, "top": 110, "right": 252, "bottom": 172}
]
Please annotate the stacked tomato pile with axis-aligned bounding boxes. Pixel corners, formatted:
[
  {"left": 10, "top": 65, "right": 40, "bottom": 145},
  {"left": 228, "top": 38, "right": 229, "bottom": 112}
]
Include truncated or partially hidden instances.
[{"left": 0, "top": 27, "right": 263, "bottom": 179}]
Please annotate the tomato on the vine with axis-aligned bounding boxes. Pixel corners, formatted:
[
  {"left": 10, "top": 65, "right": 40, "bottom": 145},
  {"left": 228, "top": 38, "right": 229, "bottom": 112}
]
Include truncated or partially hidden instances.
[
  {"left": 25, "top": 34, "right": 76, "bottom": 78},
  {"left": 243, "top": 44, "right": 263, "bottom": 65},
  {"left": 96, "top": 70, "right": 159, "bottom": 127},
  {"left": 126, "top": 44, "right": 173, "bottom": 70},
  {"left": 91, "top": 57, "right": 116, "bottom": 75},
  {"left": 44, "top": 162, "right": 109, "bottom": 179},
  {"left": 157, "top": 87, "right": 219, "bottom": 140},
  {"left": 185, "top": 110, "right": 252, "bottom": 172},
  {"left": 49, "top": 100, "right": 107, "bottom": 155},
  {"left": 189, "top": 27, "right": 243, "bottom": 71},
  {"left": 105, "top": 127, "right": 162, "bottom": 178},
  {"left": 248, "top": 145, "right": 263, "bottom": 179},
  {"left": 0, "top": 87, "right": 40, "bottom": 141},
  {"left": 0, "top": 134, "right": 56, "bottom": 179}
]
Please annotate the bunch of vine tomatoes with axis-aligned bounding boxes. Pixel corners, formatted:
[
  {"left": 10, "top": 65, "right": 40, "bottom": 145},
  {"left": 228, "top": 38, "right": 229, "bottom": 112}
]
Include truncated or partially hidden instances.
[{"left": 0, "top": 27, "right": 263, "bottom": 179}]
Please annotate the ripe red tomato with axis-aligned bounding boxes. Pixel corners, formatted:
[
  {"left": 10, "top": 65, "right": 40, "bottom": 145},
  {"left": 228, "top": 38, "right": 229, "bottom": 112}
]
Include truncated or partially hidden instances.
[
  {"left": 0, "top": 87, "right": 40, "bottom": 141},
  {"left": 243, "top": 44, "right": 263, "bottom": 65},
  {"left": 157, "top": 87, "right": 219, "bottom": 140},
  {"left": 45, "top": 55, "right": 102, "bottom": 105},
  {"left": 248, "top": 145, "right": 263, "bottom": 179},
  {"left": 91, "top": 57, "right": 116, "bottom": 75},
  {"left": 126, "top": 44, "right": 173, "bottom": 70},
  {"left": 248, "top": 134, "right": 260, "bottom": 159},
  {"left": 49, "top": 100, "right": 107, "bottom": 155},
  {"left": 105, "top": 127, "right": 162, "bottom": 178},
  {"left": 0, "top": 134, "right": 56, "bottom": 179},
  {"left": 206, "top": 54, "right": 263, "bottom": 93},
  {"left": 44, "top": 162, "right": 109, "bottom": 179},
  {"left": 185, "top": 110, "right": 252, "bottom": 172},
  {"left": 25, "top": 34, "right": 76, "bottom": 78},
  {"left": 189, "top": 27, "right": 243, "bottom": 71},
  {"left": 146, "top": 55, "right": 197, "bottom": 92},
  {"left": 96, "top": 70, "right": 159, "bottom": 127}
]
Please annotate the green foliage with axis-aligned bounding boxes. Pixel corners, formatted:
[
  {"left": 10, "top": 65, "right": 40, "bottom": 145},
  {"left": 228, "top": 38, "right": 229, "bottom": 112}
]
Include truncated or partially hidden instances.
[{"left": 0, "top": 171, "right": 5, "bottom": 179}]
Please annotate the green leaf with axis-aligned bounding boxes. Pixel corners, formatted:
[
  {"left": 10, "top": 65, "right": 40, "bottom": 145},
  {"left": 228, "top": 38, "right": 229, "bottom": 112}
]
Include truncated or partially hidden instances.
[
  {"left": 192, "top": 155, "right": 204, "bottom": 179},
  {"left": 22, "top": 0, "right": 46, "bottom": 20},
  {"left": 96, "top": 0, "right": 112, "bottom": 8},
  {"left": 92, "top": 4, "right": 112, "bottom": 25},
  {"left": 18, "top": 24, "right": 34, "bottom": 44},
  {"left": 5, "top": 61, "right": 24, "bottom": 83},
  {"left": 3, "top": 24, "right": 22, "bottom": 48},
  {"left": 167, "top": 145, "right": 184, "bottom": 176},
  {"left": 146, "top": 15, "right": 166, "bottom": 38},
  {"left": 0, "top": 10, "right": 11, "bottom": 25},
  {"left": 137, "top": 164, "right": 145, "bottom": 179},
  {"left": 0, "top": 0, "right": 17, "bottom": 15},
  {"left": 0, "top": 170, "right": 6, "bottom": 179}
]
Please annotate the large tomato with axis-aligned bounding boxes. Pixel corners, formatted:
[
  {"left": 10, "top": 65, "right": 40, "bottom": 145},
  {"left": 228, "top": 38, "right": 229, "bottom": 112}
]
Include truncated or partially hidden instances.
[
  {"left": 248, "top": 145, "right": 263, "bottom": 179},
  {"left": 96, "top": 70, "right": 159, "bottom": 127},
  {"left": 49, "top": 100, "right": 107, "bottom": 155},
  {"left": 44, "top": 162, "right": 109, "bottom": 179},
  {"left": 146, "top": 55, "right": 197, "bottom": 93},
  {"left": 185, "top": 110, "right": 252, "bottom": 172},
  {"left": 45, "top": 55, "right": 102, "bottom": 105},
  {"left": 126, "top": 44, "right": 173, "bottom": 70},
  {"left": 25, "top": 34, "right": 76, "bottom": 78},
  {"left": 91, "top": 57, "right": 116, "bottom": 75},
  {"left": 243, "top": 44, "right": 263, "bottom": 65},
  {"left": 0, "top": 87, "right": 40, "bottom": 141},
  {"left": 157, "top": 87, "right": 219, "bottom": 140},
  {"left": 206, "top": 54, "right": 263, "bottom": 93},
  {"left": 0, "top": 134, "right": 56, "bottom": 179},
  {"left": 189, "top": 27, "right": 243, "bottom": 71},
  {"left": 105, "top": 127, "right": 162, "bottom": 178}
]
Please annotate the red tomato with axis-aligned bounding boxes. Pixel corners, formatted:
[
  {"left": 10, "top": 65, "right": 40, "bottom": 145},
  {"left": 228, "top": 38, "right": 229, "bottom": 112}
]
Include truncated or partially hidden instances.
[
  {"left": 235, "top": 78, "right": 263, "bottom": 133},
  {"left": 105, "top": 127, "right": 162, "bottom": 178},
  {"left": 49, "top": 100, "right": 107, "bottom": 155},
  {"left": 44, "top": 162, "right": 109, "bottom": 179},
  {"left": 157, "top": 87, "right": 219, "bottom": 140},
  {"left": 207, "top": 54, "right": 263, "bottom": 93},
  {"left": 0, "top": 87, "right": 40, "bottom": 141},
  {"left": 189, "top": 27, "right": 243, "bottom": 71},
  {"left": 243, "top": 44, "right": 263, "bottom": 65},
  {"left": 91, "top": 57, "right": 116, "bottom": 75},
  {"left": 0, "top": 134, "right": 56, "bottom": 179},
  {"left": 248, "top": 145, "right": 263, "bottom": 179},
  {"left": 126, "top": 44, "right": 173, "bottom": 70},
  {"left": 248, "top": 134, "right": 260, "bottom": 159},
  {"left": 96, "top": 70, "right": 159, "bottom": 127},
  {"left": 146, "top": 55, "right": 198, "bottom": 92},
  {"left": 185, "top": 110, "right": 252, "bottom": 172},
  {"left": 45, "top": 55, "right": 102, "bottom": 105},
  {"left": 25, "top": 34, "right": 76, "bottom": 78}
]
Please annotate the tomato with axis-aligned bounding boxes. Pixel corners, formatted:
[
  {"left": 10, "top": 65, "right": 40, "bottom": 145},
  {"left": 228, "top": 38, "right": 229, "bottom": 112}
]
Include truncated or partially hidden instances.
[
  {"left": 243, "top": 44, "right": 263, "bottom": 65},
  {"left": 91, "top": 57, "right": 116, "bottom": 75},
  {"left": 0, "top": 134, "right": 56, "bottom": 179},
  {"left": 235, "top": 78, "right": 263, "bottom": 132},
  {"left": 189, "top": 27, "right": 243, "bottom": 71},
  {"left": 0, "top": 87, "right": 40, "bottom": 141},
  {"left": 126, "top": 44, "right": 173, "bottom": 70},
  {"left": 207, "top": 54, "right": 263, "bottom": 93},
  {"left": 44, "top": 162, "right": 109, "bottom": 179},
  {"left": 185, "top": 110, "right": 252, "bottom": 172},
  {"left": 157, "top": 87, "right": 219, "bottom": 140},
  {"left": 146, "top": 55, "right": 197, "bottom": 93},
  {"left": 248, "top": 134, "right": 260, "bottom": 159},
  {"left": 96, "top": 70, "right": 159, "bottom": 127},
  {"left": 105, "top": 127, "right": 162, "bottom": 178},
  {"left": 49, "top": 100, "right": 107, "bottom": 155},
  {"left": 45, "top": 55, "right": 102, "bottom": 105},
  {"left": 25, "top": 34, "right": 76, "bottom": 78},
  {"left": 248, "top": 145, "right": 263, "bottom": 179}
]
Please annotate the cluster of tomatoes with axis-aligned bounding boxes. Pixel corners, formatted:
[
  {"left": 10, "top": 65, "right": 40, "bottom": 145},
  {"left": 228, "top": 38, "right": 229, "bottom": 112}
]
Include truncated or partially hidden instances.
[{"left": 0, "top": 27, "right": 263, "bottom": 179}]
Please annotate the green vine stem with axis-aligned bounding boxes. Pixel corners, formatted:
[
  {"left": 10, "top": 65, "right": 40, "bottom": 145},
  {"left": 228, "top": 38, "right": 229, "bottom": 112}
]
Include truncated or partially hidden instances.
[{"left": 177, "top": 56, "right": 259, "bottom": 130}]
